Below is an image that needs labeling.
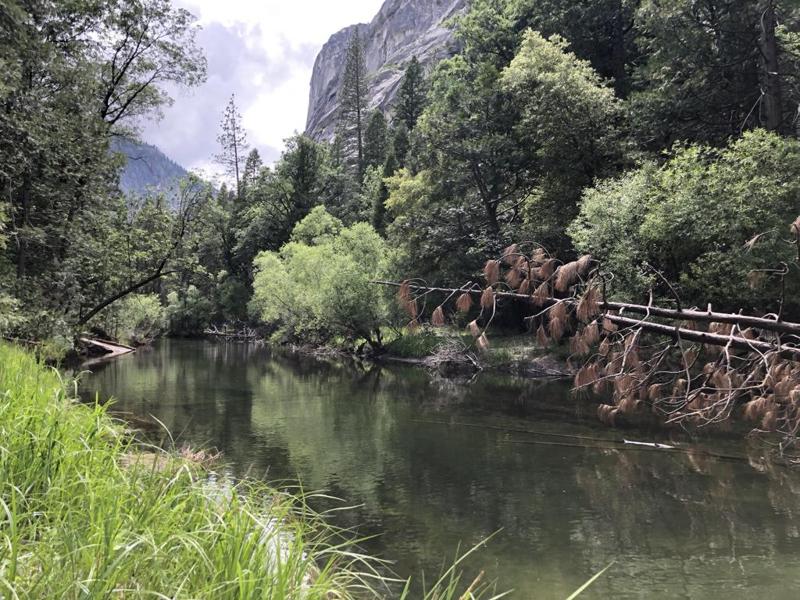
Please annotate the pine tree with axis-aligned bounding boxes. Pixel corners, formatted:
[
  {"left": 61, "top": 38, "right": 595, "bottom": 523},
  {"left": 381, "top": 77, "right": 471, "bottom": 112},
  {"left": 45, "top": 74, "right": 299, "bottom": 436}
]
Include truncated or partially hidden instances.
[
  {"left": 392, "top": 123, "right": 410, "bottom": 168},
  {"left": 215, "top": 94, "right": 249, "bottom": 200},
  {"left": 241, "top": 148, "right": 262, "bottom": 200},
  {"left": 395, "top": 56, "right": 426, "bottom": 131},
  {"left": 372, "top": 151, "right": 397, "bottom": 234},
  {"left": 336, "top": 27, "right": 368, "bottom": 179},
  {"left": 363, "top": 111, "right": 388, "bottom": 171}
]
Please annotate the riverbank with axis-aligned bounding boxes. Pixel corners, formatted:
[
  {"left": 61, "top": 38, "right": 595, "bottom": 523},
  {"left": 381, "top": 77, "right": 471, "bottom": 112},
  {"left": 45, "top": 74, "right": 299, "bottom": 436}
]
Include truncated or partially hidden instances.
[
  {"left": 0, "top": 343, "right": 506, "bottom": 599},
  {"left": 282, "top": 329, "right": 575, "bottom": 379}
]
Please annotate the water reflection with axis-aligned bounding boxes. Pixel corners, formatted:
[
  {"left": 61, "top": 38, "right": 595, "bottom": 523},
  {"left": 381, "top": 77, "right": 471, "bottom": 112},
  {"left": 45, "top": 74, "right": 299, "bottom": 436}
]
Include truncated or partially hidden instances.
[{"left": 81, "top": 340, "right": 800, "bottom": 599}]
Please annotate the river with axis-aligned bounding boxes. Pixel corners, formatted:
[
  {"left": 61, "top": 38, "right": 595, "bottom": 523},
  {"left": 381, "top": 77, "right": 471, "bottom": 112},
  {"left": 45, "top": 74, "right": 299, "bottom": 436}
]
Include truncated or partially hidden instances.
[{"left": 79, "top": 339, "right": 800, "bottom": 599}]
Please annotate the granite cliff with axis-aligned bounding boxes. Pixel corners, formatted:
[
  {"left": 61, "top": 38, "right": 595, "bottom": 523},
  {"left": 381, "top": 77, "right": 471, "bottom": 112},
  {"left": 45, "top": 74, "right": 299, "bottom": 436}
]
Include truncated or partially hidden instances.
[{"left": 305, "top": 0, "right": 467, "bottom": 141}]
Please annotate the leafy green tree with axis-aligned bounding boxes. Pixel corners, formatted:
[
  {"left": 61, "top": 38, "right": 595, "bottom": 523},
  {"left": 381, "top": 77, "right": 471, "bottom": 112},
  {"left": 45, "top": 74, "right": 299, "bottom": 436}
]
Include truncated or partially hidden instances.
[
  {"left": 384, "top": 168, "right": 487, "bottom": 284},
  {"left": 336, "top": 27, "right": 369, "bottom": 179},
  {"left": 289, "top": 206, "right": 343, "bottom": 245},
  {"left": 0, "top": 0, "right": 206, "bottom": 340},
  {"left": 569, "top": 130, "right": 800, "bottom": 314},
  {"left": 631, "top": 0, "right": 800, "bottom": 147},
  {"left": 393, "top": 25, "right": 626, "bottom": 282},
  {"left": 250, "top": 208, "right": 393, "bottom": 348},
  {"left": 236, "top": 135, "right": 329, "bottom": 269},
  {"left": 166, "top": 285, "right": 214, "bottom": 335},
  {"left": 215, "top": 94, "right": 250, "bottom": 199},
  {"left": 95, "top": 294, "right": 165, "bottom": 344},
  {"left": 78, "top": 176, "right": 210, "bottom": 329},
  {"left": 96, "top": 0, "right": 207, "bottom": 129},
  {"left": 363, "top": 111, "right": 388, "bottom": 171},
  {"left": 395, "top": 56, "right": 427, "bottom": 130},
  {"left": 501, "top": 30, "right": 625, "bottom": 250},
  {"left": 502, "top": 0, "right": 640, "bottom": 97}
]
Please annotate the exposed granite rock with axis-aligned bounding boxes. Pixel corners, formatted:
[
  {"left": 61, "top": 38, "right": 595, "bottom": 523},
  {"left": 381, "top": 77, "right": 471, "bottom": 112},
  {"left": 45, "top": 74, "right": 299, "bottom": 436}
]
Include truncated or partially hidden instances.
[{"left": 305, "top": 0, "right": 467, "bottom": 141}]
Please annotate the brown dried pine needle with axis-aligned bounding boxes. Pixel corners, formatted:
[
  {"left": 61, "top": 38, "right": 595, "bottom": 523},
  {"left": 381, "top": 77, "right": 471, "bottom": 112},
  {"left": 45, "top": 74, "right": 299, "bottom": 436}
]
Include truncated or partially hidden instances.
[
  {"left": 576, "top": 285, "right": 601, "bottom": 322},
  {"left": 484, "top": 260, "right": 501, "bottom": 285},
  {"left": 480, "top": 287, "right": 495, "bottom": 309},
  {"left": 555, "top": 261, "right": 580, "bottom": 292},
  {"left": 456, "top": 292, "right": 473, "bottom": 313},
  {"left": 468, "top": 320, "right": 481, "bottom": 338}
]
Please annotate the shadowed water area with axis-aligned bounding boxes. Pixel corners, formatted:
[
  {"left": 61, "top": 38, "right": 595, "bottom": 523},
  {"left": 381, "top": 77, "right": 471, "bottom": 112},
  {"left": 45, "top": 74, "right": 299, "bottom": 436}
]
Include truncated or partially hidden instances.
[{"left": 80, "top": 340, "right": 800, "bottom": 599}]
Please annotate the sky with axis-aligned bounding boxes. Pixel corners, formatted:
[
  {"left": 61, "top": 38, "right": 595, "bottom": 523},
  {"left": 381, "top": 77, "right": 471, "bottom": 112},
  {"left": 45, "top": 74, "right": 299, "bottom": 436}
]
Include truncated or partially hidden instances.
[{"left": 140, "top": 0, "right": 384, "bottom": 177}]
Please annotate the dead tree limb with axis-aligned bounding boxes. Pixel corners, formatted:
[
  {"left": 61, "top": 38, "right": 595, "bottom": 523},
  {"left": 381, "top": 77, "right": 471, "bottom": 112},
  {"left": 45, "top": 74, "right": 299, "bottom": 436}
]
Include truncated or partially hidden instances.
[{"left": 372, "top": 281, "right": 800, "bottom": 339}]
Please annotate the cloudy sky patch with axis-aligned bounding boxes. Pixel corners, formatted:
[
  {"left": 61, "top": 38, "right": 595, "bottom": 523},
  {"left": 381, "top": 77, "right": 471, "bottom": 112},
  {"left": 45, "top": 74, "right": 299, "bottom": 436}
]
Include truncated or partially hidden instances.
[{"left": 140, "top": 0, "right": 384, "bottom": 175}]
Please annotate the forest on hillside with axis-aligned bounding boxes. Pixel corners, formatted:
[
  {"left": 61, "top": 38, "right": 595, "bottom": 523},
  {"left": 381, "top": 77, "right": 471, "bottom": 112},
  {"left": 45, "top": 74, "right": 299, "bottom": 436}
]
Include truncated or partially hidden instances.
[{"left": 2, "top": 0, "right": 799, "bottom": 370}]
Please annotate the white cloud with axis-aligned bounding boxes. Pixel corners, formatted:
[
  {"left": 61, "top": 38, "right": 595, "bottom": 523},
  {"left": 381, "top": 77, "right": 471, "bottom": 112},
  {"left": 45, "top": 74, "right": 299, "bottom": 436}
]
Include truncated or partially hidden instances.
[{"left": 140, "top": 0, "right": 384, "bottom": 172}]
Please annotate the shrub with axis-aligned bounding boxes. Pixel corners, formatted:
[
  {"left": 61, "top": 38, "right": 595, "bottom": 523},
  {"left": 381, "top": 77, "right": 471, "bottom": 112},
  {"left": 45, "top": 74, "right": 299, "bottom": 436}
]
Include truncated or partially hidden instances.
[
  {"left": 569, "top": 130, "right": 800, "bottom": 314},
  {"left": 166, "top": 285, "right": 214, "bottom": 335},
  {"left": 250, "top": 209, "right": 395, "bottom": 348}
]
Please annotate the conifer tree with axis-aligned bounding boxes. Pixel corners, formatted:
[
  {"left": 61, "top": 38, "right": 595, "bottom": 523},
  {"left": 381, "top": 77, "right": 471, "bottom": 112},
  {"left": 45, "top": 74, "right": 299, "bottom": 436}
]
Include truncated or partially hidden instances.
[
  {"left": 392, "top": 123, "right": 410, "bottom": 168},
  {"left": 215, "top": 94, "right": 249, "bottom": 200},
  {"left": 372, "top": 151, "right": 397, "bottom": 234},
  {"left": 395, "top": 56, "right": 426, "bottom": 131},
  {"left": 241, "top": 148, "right": 262, "bottom": 200},
  {"left": 336, "top": 28, "right": 368, "bottom": 179},
  {"left": 363, "top": 111, "right": 388, "bottom": 171}
]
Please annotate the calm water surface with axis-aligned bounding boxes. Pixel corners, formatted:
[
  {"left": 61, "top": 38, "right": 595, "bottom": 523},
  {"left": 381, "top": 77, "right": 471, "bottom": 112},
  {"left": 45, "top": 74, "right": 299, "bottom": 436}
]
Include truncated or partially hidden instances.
[{"left": 80, "top": 340, "right": 800, "bottom": 599}]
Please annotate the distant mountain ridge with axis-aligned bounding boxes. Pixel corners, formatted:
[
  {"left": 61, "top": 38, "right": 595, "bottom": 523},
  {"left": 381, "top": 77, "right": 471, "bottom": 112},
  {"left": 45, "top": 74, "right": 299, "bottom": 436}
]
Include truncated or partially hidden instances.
[{"left": 113, "top": 138, "right": 189, "bottom": 198}]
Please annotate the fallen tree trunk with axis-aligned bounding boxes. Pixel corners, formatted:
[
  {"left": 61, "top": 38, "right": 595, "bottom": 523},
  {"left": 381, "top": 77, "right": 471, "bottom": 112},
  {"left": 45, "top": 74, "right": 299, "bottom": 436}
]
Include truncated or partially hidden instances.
[
  {"left": 603, "top": 315, "right": 800, "bottom": 361},
  {"left": 373, "top": 281, "right": 800, "bottom": 360},
  {"left": 79, "top": 337, "right": 136, "bottom": 358},
  {"left": 372, "top": 281, "right": 800, "bottom": 339}
]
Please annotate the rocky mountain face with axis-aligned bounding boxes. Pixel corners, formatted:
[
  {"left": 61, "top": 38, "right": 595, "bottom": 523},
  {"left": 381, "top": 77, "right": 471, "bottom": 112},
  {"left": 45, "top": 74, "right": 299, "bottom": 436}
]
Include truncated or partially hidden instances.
[{"left": 305, "top": 0, "right": 467, "bottom": 141}]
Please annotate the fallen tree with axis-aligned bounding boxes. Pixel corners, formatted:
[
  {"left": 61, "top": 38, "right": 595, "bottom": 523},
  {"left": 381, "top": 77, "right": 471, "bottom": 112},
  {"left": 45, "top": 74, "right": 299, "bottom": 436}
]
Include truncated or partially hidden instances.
[{"left": 378, "top": 222, "right": 800, "bottom": 455}]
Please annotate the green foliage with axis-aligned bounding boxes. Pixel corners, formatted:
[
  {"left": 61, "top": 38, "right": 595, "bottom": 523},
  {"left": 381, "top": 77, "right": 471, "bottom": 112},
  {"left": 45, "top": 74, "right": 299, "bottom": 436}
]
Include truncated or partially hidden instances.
[
  {"left": 95, "top": 293, "right": 165, "bottom": 344},
  {"left": 501, "top": 0, "right": 639, "bottom": 96},
  {"left": 237, "top": 135, "right": 330, "bottom": 261},
  {"left": 289, "top": 205, "right": 343, "bottom": 245},
  {"left": 251, "top": 209, "right": 393, "bottom": 347},
  {"left": 0, "top": 0, "right": 206, "bottom": 340},
  {"left": 0, "top": 343, "right": 380, "bottom": 597},
  {"left": 166, "top": 285, "right": 214, "bottom": 335},
  {"left": 395, "top": 56, "right": 427, "bottom": 130},
  {"left": 631, "top": 0, "right": 800, "bottom": 146},
  {"left": 370, "top": 152, "right": 397, "bottom": 234},
  {"left": 336, "top": 28, "right": 368, "bottom": 178},
  {"left": 391, "top": 123, "right": 410, "bottom": 168},
  {"left": 363, "top": 111, "right": 389, "bottom": 170},
  {"left": 241, "top": 148, "right": 263, "bottom": 199},
  {"left": 385, "top": 330, "right": 446, "bottom": 358},
  {"left": 570, "top": 130, "right": 800, "bottom": 313},
  {"left": 384, "top": 168, "right": 487, "bottom": 283},
  {"left": 501, "top": 30, "right": 625, "bottom": 250},
  {"left": 387, "top": 23, "right": 626, "bottom": 281}
]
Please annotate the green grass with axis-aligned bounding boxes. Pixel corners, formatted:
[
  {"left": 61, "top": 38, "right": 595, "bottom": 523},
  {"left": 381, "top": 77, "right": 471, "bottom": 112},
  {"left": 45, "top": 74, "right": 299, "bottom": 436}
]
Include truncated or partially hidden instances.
[
  {"left": 0, "top": 343, "right": 512, "bottom": 599},
  {"left": 384, "top": 330, "right": 446, "bottom": 358},
  {"left": 383, "top": 329, "right": 477, "bottom": 359}
]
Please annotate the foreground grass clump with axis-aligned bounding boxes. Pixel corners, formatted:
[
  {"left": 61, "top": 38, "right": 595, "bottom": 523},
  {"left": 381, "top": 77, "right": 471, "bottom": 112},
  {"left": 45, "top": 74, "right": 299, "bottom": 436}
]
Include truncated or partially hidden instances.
[
  {"left": 0, "top": 343, "right": 382, "bottom": 598},
  {"left": 0, "top": 343, "right": 512, "bottom": 599}
]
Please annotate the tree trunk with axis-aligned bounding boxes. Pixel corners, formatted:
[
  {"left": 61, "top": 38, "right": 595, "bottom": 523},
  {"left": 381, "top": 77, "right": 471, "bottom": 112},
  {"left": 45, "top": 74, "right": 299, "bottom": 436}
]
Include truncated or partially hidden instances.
[
  {"left": 610, "top": 0, "right": 628, "bottom": 98},
  {"left": 760, "top": 0, "right": 783, "bottom": 132},
  {"left": 76, "top": 267, "right": 175, "bottom": 328}
]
